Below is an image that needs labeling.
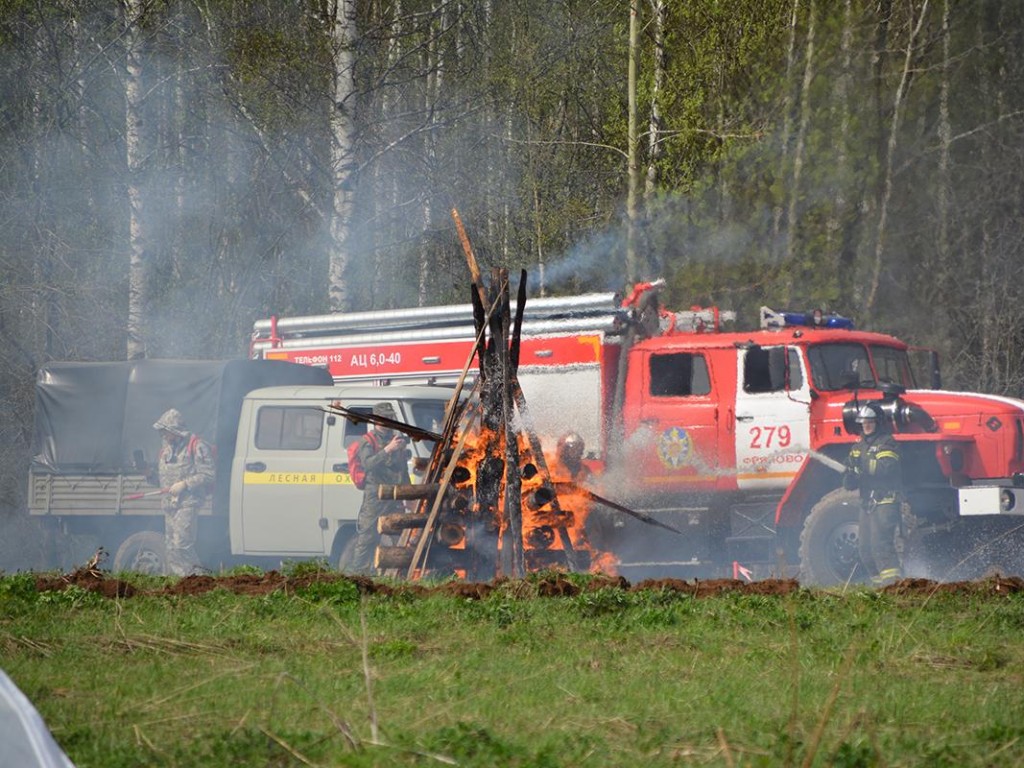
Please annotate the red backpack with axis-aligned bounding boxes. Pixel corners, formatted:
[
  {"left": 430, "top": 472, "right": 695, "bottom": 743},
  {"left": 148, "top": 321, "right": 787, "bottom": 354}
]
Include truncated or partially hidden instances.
[{"left": 346, "top": 432, "right": 379, "bottom": 490}]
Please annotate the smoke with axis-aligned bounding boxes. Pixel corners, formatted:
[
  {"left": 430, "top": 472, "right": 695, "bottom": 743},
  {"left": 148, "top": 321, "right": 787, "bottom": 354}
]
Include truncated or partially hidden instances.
[{"left": 530, "top": 227, "right": 630, "bottom": 294}]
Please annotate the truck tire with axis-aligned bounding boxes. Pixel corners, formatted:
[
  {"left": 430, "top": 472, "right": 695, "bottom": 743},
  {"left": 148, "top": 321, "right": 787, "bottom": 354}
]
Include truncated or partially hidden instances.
[
  {"left": 333, "top": 524, "right": 358, "bottom": 572},
  {"left": 113, "top": 531, "right": 166, "bottom": 575},
  {"left": 799, "top": 489, "right": 867, "bottom": 586}
]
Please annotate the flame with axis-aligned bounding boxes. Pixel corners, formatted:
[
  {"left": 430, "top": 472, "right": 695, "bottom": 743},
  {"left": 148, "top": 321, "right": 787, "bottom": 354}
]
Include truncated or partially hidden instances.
[{"left": 417, "top": 425, "right": 618, "bottom": 577}]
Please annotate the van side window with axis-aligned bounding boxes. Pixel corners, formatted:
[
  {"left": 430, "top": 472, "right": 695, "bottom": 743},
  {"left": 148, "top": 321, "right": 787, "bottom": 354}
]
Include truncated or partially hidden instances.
[
  {"left": 342, "top": 407, "right": 371, "bottom": 452},
  {"left": 255, "top": 406, "right": 324, "bottom": 450},
  {"left": 743, "top": 346, "right": 801, "bottom": 393},
  {"left": 650, "top": 353, "right": 711, "bottom": 397}
]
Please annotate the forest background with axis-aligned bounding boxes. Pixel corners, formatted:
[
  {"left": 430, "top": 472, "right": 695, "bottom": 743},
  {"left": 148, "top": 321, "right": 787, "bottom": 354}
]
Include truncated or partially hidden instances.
[{"left": 2, "top": 0, "right": 1023, "bottom": 517}]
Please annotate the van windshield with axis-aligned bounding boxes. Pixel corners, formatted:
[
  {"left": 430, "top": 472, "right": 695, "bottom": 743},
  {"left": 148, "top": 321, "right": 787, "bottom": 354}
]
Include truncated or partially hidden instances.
[
  {"left": 407, "top": 400, "right": 448, "bottom": 444},
  {"left": 806, "top": 343, "right": 913, "bottom": 391}
]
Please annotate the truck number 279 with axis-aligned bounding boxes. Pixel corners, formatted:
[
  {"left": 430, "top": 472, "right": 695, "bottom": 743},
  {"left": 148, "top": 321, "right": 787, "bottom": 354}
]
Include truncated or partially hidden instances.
[{"left": 749, "top": 425, "right": 792, "bottom": 449}]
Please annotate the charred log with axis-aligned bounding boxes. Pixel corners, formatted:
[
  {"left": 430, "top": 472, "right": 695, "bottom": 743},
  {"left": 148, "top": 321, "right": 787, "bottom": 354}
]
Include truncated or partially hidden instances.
[
  {"left": 377, "top": 483, "right": 441, "bottom": 501},
  {"left": 376, "top": 545, "right": 463, "bottom": 571},
  {"left": 378, "top": 512, "right": 430, "bottom": 535}
]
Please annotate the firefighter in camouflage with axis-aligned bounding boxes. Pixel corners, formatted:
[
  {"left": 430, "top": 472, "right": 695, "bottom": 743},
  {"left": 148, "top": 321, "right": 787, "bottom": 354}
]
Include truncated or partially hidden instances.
[
  {"left": 347, "top": 402, "right": 410, "bottom": 574},
  {"left": 843, "top": 404, "right": 903, "bottom": 585},
  {"left": 152, "top": 408, "right": 215, "bottom": 576}
]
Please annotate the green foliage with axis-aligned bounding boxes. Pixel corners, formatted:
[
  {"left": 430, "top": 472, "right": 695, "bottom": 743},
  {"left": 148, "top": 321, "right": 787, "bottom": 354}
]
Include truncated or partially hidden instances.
[
  {"left": 280, "top": 558, "right": 331, "bottom": 578},
  {"left": 35, "top": 584, "right": 104, "bottom": 609},
  {"left": 294, "top": 577, "right": 360, "bottom": 605},
  {"left": 0, "top": 571, "right": 38, "bottom": 602}
]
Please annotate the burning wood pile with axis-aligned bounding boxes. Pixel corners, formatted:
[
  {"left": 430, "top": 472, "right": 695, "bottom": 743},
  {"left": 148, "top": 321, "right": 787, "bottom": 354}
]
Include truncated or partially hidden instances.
[
  {"left": 371, "top": 265, "right": 609, "bottom": 580},
  {"left": 368, "top": 214, "right": 618, "bottom": 581}
]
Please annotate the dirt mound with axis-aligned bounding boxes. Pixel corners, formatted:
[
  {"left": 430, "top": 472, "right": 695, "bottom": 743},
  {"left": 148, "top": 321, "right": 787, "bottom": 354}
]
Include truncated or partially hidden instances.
[
  {"left": 23, "top": 568, "right": 1024, "bottom": 601},
  {"left": 34, "top": 568, "right": 137, "bottom": 599}
]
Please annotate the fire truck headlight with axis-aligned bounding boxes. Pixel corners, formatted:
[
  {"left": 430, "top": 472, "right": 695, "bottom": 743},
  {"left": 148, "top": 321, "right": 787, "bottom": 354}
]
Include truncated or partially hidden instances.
[{"left": 1000, "top": 489, "right": 1016, "bottom": 512}]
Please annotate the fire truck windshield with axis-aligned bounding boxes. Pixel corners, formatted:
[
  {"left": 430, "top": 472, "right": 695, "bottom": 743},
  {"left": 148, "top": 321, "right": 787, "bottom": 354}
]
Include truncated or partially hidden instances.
[{"left": 806, "top": 343, "right": 913, "bottom": 391}]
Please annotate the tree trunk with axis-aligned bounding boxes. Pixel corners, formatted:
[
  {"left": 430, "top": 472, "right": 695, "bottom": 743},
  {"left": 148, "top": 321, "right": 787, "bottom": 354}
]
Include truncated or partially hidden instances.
[
  {"left": 625, "top": 0, "right": 640, "bottom": 284},
  {"left": 328, "top": 0, "right": 358, "bottom": 312},
  {"left": 784, "top": 0, "right": 816, "bottom": 302},
  {"left": 644, "top": 0, "right": 666, "bottom": 198},
  {"left": 772, "top": 0, "right": 801, "bottom": 264},
  {"left": 124, "top": 0, "right": 148, "bottom": 360},
  {"left": 935, "top": 0, "right": 951, "bottom": 290},
  {"left": 826, "top": 0, "right": 854, "bottom": 295},
  {"left": 864, "top": 0, "right": 930, "bottom": 321}
]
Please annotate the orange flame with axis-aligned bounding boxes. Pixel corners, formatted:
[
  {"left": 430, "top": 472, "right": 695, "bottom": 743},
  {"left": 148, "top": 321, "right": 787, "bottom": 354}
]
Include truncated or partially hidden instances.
[{"left": 426, "top": 426, "right": 617, "bottom": 576}]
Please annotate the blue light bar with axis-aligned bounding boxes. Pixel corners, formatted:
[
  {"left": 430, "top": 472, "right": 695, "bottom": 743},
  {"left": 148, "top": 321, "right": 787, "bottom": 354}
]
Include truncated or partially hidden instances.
[{"left": 760, "top": 307, "right": 855, "bottom": 330}]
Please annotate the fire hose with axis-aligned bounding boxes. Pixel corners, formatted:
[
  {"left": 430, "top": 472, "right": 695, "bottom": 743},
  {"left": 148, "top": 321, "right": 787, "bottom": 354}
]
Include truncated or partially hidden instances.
[
  {"left": 808, "top": 449, "right": 846, "bottom": 474},
  {"left": 123, "top": 489, "right": 168, "bottom": 501},
  {"left": 556, "top": 482, "right": 684, "bottom": 535}
]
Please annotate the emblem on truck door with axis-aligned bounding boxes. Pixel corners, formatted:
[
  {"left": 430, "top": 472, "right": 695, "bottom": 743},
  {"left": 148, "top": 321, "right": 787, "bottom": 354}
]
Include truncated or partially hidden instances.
[{"left": 657, "top": 427, "right": 693, "bottom": 468}]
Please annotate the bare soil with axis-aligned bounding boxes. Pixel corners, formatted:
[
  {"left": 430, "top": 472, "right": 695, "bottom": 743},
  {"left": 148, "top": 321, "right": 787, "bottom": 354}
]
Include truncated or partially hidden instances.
[{"left": 30, "top": 568, "right": 1024, "bottom": 600}]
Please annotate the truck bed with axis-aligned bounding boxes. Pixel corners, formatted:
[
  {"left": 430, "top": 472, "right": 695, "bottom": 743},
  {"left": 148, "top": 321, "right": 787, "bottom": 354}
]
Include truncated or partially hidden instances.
[{"left": 28, "top": 470, "right": 212, "bottom": 517}]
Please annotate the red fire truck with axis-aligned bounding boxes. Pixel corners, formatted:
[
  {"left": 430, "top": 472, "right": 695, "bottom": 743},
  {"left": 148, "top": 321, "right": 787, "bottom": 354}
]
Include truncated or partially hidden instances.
[{"left": 250, "top": 282, "right": 1024, "bottom": 584}]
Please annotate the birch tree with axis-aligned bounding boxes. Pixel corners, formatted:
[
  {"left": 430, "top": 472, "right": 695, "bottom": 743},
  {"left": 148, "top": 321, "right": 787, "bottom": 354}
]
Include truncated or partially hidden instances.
[
  {"left": 328, "top": 0, "right": 358, "bottom": 312},
  {"left": 864, "top": 0, "right": 929, "bottom": 321},
  {"left": 783, "top": 0, "right": 815, "bottom": 303},
  {"left": 625, "top": 0, "right": 640, "bottom": 284},
  {"left": 124, "top": 0, "right": 148, "bottom": 359}
]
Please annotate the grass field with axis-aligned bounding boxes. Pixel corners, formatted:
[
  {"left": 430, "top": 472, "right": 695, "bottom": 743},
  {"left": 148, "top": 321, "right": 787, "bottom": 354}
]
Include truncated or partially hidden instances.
[{"left": 2, "top": 566, "right": 1023, "bottom": 767}]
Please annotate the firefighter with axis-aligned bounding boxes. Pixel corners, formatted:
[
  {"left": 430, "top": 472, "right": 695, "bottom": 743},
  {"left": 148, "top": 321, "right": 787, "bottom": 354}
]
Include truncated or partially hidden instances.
[
  {"left": 843, "top": 404, "right": 903, "bottom": 585},
  {"left": 555, "top": 432, "right": 590, "bottom": 483},
  {"left": 151, "top": 408, "right": 214, "bottom": 577},
  {"left": 553, "top": 432, "right": 610, "bottom": 563},
  {"left": 347, "top": 402, "right": 410, "bottom": 575}
]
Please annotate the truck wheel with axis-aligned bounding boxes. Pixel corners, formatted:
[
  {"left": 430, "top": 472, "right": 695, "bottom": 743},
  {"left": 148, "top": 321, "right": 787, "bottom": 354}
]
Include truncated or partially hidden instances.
[
  {"left": 113, "top": 531, "right": 166, "bottom": 575},
  {"left": 333, "top": 525, "right": 358, "bottom": 572},
  {"left": 799, "top": 489, "right": 866, "bottom": 586},
  {"left": 336, "top": 538, "right": 357, "bottom": 572}
]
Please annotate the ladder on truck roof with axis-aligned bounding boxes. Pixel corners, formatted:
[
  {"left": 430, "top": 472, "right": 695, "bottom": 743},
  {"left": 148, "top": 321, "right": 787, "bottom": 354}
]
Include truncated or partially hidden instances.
[{"left": 250, "top": 292, "right": 627, "bottom": 356}]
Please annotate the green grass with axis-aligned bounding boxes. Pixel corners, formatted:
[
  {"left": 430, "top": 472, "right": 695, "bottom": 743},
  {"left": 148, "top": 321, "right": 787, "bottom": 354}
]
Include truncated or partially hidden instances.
[{"left": 3, "top": 573, "right": 1024, "bottom": 767}]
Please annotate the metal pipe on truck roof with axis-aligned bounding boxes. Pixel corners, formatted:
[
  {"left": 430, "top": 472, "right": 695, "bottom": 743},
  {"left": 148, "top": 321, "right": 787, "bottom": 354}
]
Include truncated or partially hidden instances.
[{"left": 250, "top": 293, "right": 619, "bottom": 338}]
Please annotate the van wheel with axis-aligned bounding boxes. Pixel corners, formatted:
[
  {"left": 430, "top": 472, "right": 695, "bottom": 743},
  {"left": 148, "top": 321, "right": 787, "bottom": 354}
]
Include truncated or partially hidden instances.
[
  {"left": 114, "top": 531, "right": 166, "bottom": 575},
  {"left": 333, "top": 526, "right": 358, "bottom": 573},
  {"left": 799, "top": 489, "right": 866, "bottom": 586}
]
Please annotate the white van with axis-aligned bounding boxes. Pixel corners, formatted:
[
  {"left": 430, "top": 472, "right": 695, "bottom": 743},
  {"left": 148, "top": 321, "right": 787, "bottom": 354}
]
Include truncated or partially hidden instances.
[{"left": 228, "top": 384, "right": 451, "bottom": 566}]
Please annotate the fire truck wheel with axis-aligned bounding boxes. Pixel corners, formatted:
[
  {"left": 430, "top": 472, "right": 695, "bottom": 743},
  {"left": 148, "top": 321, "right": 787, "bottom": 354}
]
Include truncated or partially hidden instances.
[
  {"left": 799, "top": 489, "right": 867, "bottom": 586},
  {"left": 113, "top": 531, "right": 166, "bottom": 575}
]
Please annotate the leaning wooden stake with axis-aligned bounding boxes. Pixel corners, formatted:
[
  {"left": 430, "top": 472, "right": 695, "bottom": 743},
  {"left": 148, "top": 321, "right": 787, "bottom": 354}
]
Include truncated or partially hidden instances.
[{"left": 405, "top": 406, "right": 480, "bottom": 579}]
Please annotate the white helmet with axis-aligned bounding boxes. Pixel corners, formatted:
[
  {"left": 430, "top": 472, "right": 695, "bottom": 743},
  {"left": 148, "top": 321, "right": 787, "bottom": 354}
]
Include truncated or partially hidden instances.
[{"left": 854, "top": 405, "right": 878, "bottom": 424}]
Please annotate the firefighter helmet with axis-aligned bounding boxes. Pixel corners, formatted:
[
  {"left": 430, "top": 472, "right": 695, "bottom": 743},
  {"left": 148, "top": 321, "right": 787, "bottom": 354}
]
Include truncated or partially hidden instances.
[
  {"left": 153, "top": 408, "right": 188, "bottom": 437},
  {"left": 854, "top": 405, "right": 878, "bottom": 424},
  {"left": 557, "top": 432, "right": 585, "bottom": 465}
]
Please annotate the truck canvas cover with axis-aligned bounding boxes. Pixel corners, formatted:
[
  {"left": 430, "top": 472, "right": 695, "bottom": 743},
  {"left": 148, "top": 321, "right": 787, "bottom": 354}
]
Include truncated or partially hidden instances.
[{"left": 31, "top": 359, "right": 334, "bottom": 479}]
